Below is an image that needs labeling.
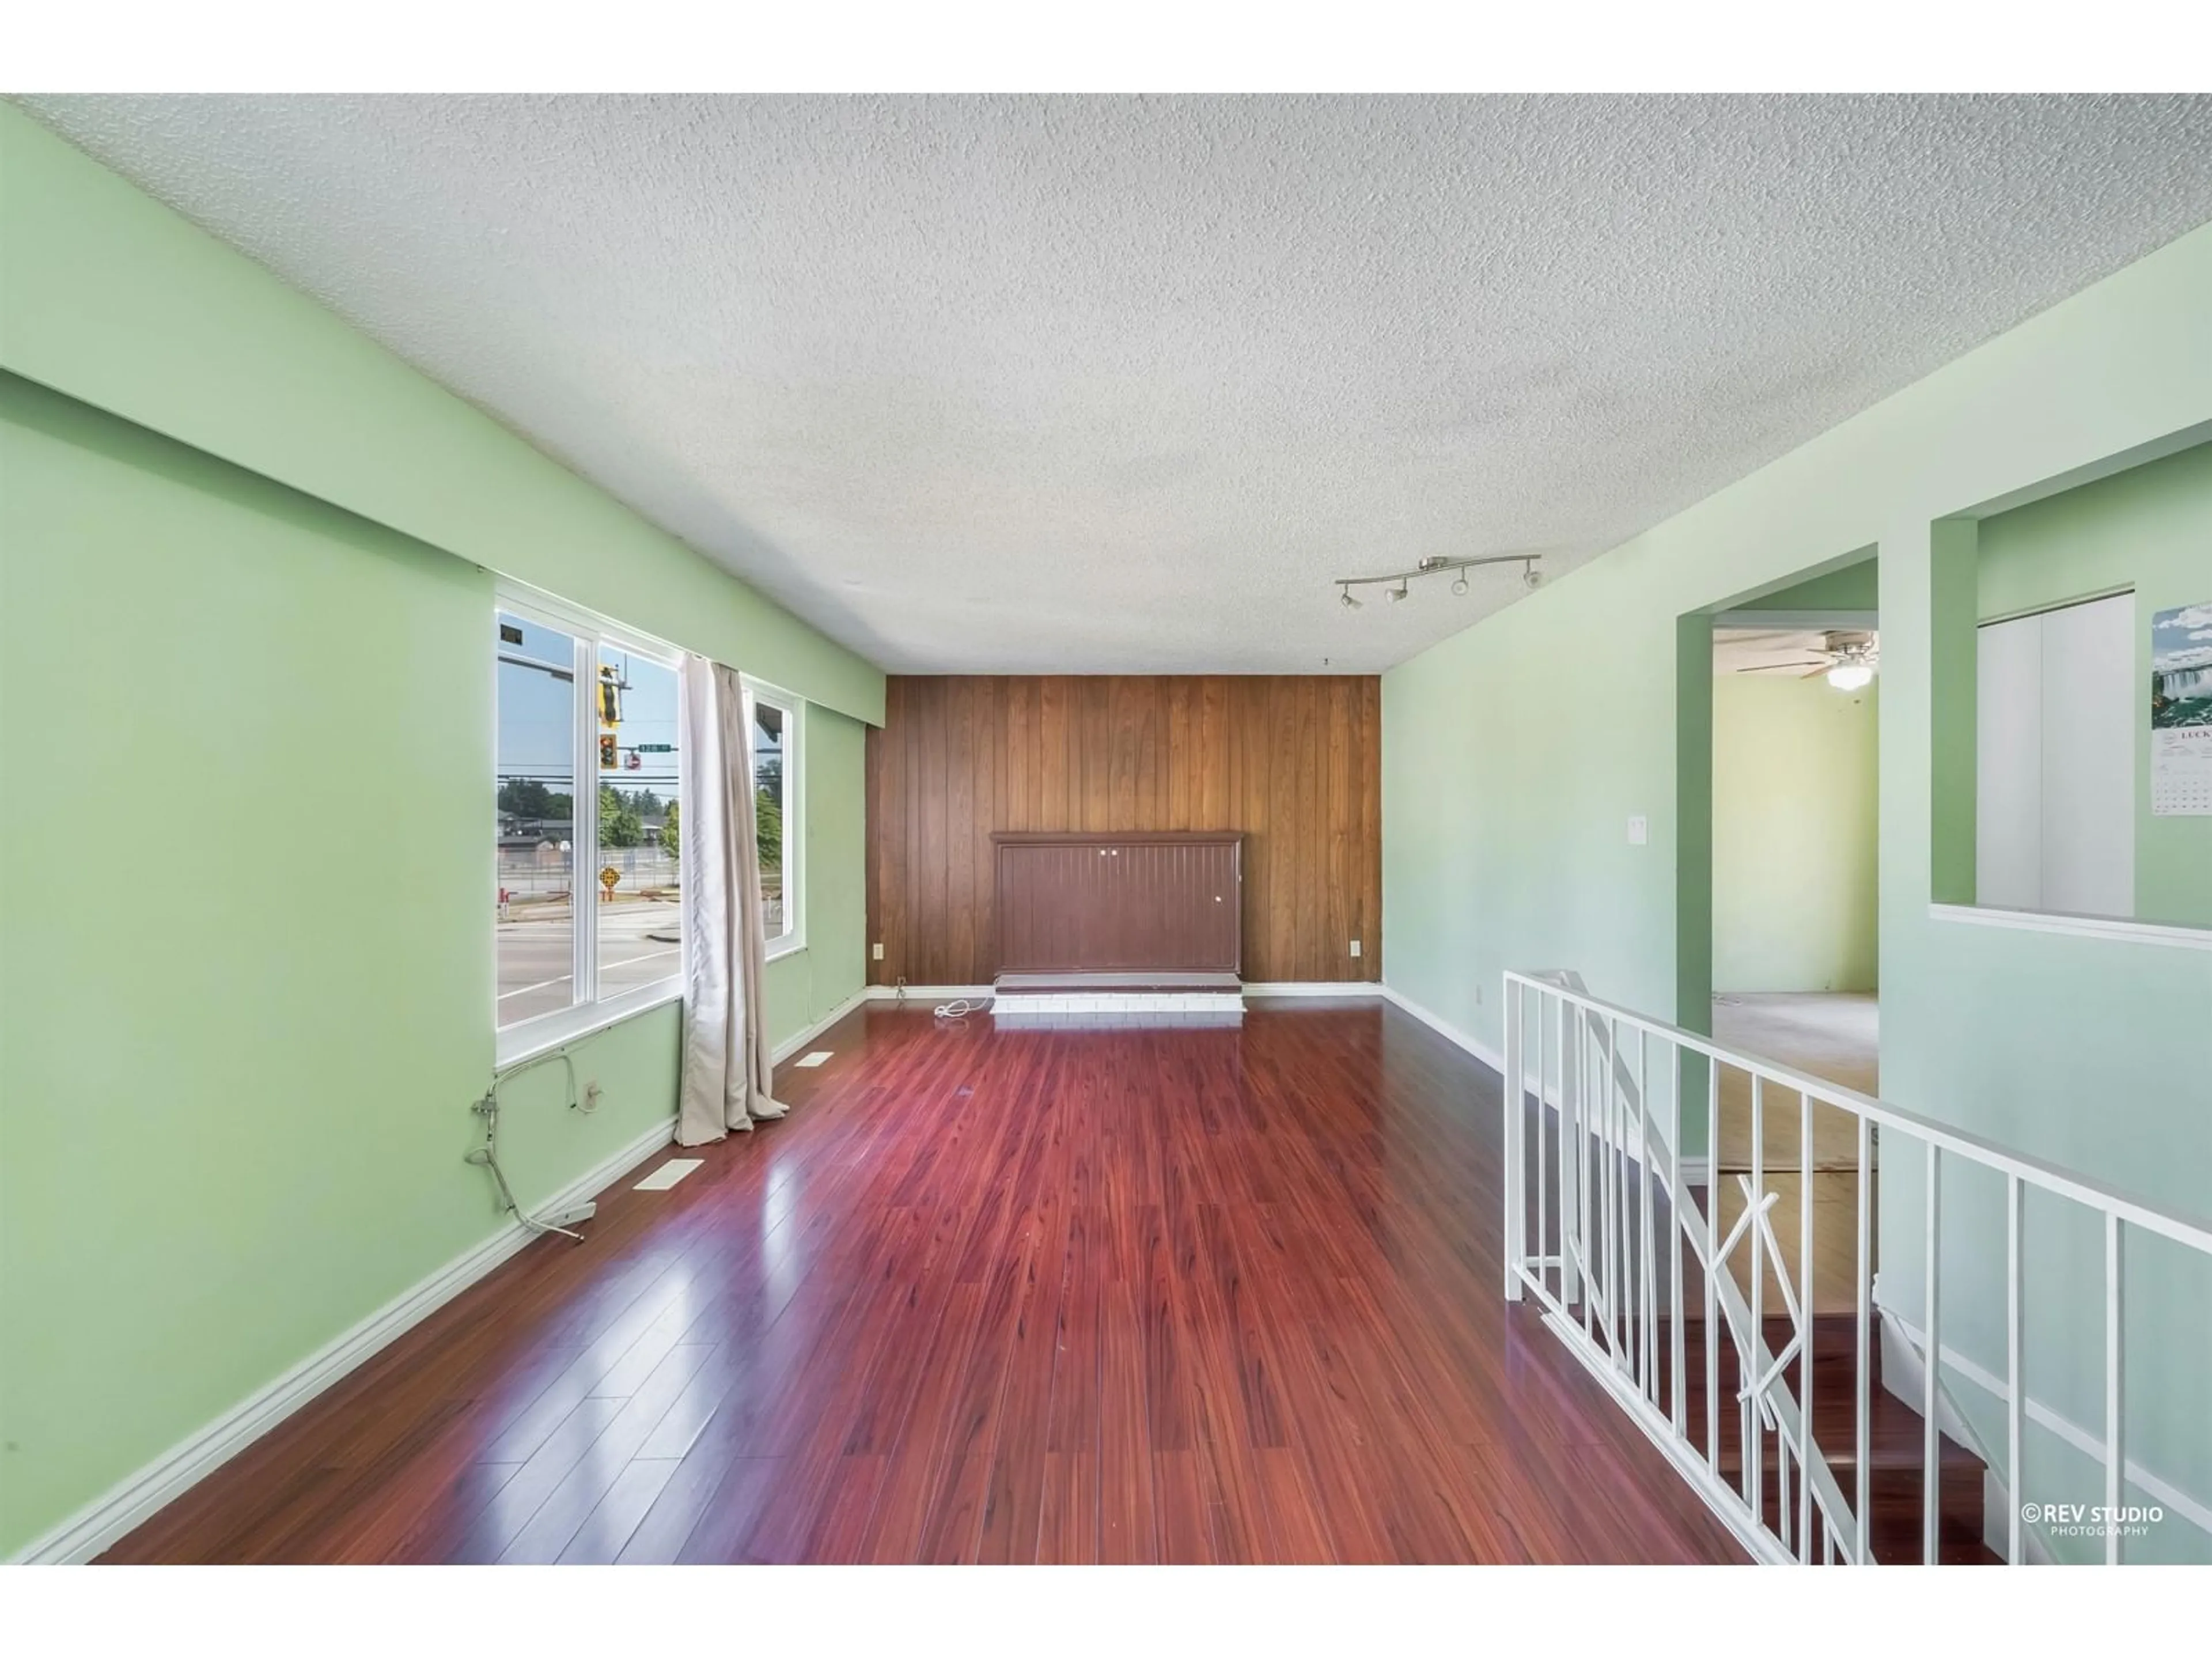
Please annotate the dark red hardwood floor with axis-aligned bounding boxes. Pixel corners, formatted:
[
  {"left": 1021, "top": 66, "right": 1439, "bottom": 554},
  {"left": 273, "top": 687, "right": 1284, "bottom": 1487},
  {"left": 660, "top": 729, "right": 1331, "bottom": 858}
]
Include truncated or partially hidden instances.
[{"left": 101, "top": 1000, "right": 1747, "bottom": 1565}]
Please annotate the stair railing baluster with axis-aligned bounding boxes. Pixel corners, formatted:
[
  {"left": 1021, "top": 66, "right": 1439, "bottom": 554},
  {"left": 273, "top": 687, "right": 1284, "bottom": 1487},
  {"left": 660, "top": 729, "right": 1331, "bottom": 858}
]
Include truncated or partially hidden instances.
[
  {"left": 1599, "top": 1013, "right": 1613, "bottom": 1359},
  {"left": 1669, "top": 1037, "right": 1687, "bottom": 1438},
  {"left": 2104, "top": 1211, "right": 2124, "bottom": 1567},
  {"left": 1503, "top": 976, "right": 1522, "bottom": 1301},
  {"left": 1606, "top": 1013, "right": 1623, "bottom": 1369},
  {"left": 1576, "top": 1007, "right": 1592, "bottom": 1340},
  {"left": 1559, "top": 989, "right": 1576, "bottom": 1317},
  {"left": 1640, "top": 1027, "right": 1658, "bottom": 1406},
  {"left": 2006, "top": 1171, "right": 2022, "bottom": 1566},
  {"left": 1800, "top": 1084, "right": 1815, "bottom": 1559},
  {"left": 1537, "top": 994, "right": 1551, "bottom": 1305},
  {"left": 1855, "top": 1113, "right": 1872, "bottom": 1565},
  {"left": 1923, "top": 1141, "right": 1941, "bottom": 1565},
  {"left": 1706, "top": 1053, "right": 1721, "bottom": 1478},
  {"left": 1748, "top": 1072, "right": 1764, "bottom": 1514}
]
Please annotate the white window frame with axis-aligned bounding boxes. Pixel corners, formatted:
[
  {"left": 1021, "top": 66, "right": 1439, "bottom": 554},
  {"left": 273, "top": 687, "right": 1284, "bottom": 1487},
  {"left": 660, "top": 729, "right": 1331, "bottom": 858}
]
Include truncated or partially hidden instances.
[
  {"left": 744, "top": 676, "right": 806, "bottom": 961},
  {"left": 495, "top": 584, "right": 685, "bottom": 1066}
]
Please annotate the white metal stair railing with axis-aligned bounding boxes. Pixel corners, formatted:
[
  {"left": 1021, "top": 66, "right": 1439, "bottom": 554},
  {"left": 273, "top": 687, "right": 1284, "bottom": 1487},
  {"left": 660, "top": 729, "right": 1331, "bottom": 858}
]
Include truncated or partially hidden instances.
[
  {"left": 1510, "top": 971, "right": 1855, "bottom": 1563},
  {"left": 1499, "top": 968, "right": 2212, "bottom": 1567},
  {"left": 1535, "top": 971, "right": 1856, "bottom": 1559}
]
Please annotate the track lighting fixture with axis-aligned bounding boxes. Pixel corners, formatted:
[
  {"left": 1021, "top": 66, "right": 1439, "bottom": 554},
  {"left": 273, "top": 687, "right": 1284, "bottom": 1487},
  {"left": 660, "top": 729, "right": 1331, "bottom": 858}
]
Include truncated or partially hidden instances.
[{"left": 1332, "top": 551, "right": 1547, "bottom": 609}]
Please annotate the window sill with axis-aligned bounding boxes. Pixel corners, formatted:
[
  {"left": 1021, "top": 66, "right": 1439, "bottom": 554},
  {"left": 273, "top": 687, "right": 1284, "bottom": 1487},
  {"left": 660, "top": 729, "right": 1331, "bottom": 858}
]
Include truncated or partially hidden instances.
[
  {"left": 496, "top": 980, "right": 683, "bottom": 1070},
  {"left": 494, "top": 940, "right": 807, "bottom": 1069},
  {"left": 1929, "top": 903, "right": 2212, "bottom": 952}
]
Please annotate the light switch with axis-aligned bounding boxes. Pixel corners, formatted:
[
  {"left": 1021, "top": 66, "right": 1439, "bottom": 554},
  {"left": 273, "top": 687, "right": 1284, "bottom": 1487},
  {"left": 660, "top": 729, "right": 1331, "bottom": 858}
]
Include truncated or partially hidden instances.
[
  {"left": 872, "top": 942, "right": 885, "bottom": 960},
  {"left": 1628, "top": 815, "right": 1648, "bottom": 846},
  {"left": 1350, "top": 939, "right": 1362, "bottom": 958}
]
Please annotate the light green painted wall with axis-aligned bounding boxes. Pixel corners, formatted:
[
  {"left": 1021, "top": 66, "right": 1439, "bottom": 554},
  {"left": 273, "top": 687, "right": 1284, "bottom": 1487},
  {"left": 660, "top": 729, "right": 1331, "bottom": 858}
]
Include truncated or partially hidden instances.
[
  {"left": 1975, "top": 440, "right": 2212, "bottom": 925},
  {"left": 0, "top": 105, "right": 883, "bottom": 727},
  {"left": 0, "top": 373, "right": 865, "bottom": 1556},
  {"left": 1730, "top": 555, "right": 1881, "bottom": 613},
  {"left": 1712, "top": 675, "right": 1879, "bottom": 993},
  {"left": 0, "top": 115, "right": 881, "bottom": 1558},
  {"left": 1384, "top": 218, "right": 2212, "bottom": 1560},
  {"left": 0, "top": 368, "right": 864, "bottom": 1558}
]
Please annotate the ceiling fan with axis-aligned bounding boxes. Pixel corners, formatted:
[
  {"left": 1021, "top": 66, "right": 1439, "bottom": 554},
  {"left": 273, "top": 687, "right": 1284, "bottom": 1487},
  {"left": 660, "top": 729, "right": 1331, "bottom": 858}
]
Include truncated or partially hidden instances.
[{"left": 1730, "top": 628, "right": 1880, "bottom": 690}]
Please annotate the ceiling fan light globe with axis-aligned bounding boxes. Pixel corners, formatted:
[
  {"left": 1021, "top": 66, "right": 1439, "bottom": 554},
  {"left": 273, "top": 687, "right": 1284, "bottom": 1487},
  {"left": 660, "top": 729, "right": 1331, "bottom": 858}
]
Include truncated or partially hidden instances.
[{"left": 1827, "top": 662, "right": 1874, "bottom": 691}]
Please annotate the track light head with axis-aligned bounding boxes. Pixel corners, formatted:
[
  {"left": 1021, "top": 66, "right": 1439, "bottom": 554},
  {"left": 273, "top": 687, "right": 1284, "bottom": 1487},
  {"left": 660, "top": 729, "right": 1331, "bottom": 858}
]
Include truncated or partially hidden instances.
[
  {"left": 1522, "top": 562, "right": 1543, "bottom": 590},
  {"left": 1388, "top": 581, "right": 1409, "bottom": 603},
  {"left": 1339, "top": 586, "right": 1361, "bottom": 611},
  {"left": 1450, "top": 573, "right": 1469, "bottom": 596}
]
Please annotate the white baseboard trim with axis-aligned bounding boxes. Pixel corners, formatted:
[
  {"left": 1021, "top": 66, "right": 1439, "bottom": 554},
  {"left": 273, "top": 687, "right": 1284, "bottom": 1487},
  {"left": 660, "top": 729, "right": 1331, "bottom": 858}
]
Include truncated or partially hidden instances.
[
  {"left": 1377, "top": 980, "right": 1503, "bottom": 1069},
  {"left": 864, "top": 984, "right": 994, "bottom": 1003},
  {"left": 1379, "top": 980, "right": 1712, "bottom": 1185},
  {"left": 9, "top": 1113, "right": 677, "bottom": 1566},
  {"left": 1872, "top": 1291, "right": 2212, "bottom": 1548},
  {"left": 770, "top": 986, "right": 870, "bottom": 1065}
]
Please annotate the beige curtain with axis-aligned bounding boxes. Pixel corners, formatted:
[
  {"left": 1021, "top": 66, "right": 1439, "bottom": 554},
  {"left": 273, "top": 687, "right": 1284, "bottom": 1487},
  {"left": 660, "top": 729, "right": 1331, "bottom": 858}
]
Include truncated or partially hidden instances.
[{"left": 676, "top": 654, "right": 786, "bottom": 1145}]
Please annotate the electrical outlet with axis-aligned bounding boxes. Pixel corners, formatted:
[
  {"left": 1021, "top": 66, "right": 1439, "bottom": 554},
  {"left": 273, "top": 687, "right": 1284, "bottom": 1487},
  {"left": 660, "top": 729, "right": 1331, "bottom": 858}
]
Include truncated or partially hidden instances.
[
  {"left": 1349, "top": 939, "right": 1362, "bottom": 958},
  {"left": 581, "top": 1081, "right": 602, "bottom": 1112},
  {"left": 1627, "top": 815, "right": 1648, "bottom": 846},
  {"left": 872, "top": 942, "right": 885, "bottom": 961}
]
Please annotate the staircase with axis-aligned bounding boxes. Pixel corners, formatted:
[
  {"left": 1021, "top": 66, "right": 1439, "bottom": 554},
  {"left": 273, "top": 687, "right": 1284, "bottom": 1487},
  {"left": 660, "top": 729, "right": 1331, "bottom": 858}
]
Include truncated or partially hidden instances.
[
  {"left": 1499, "top": 968, "right": 2212, "bottom": 1567},
  {"left": 1664, "top": 1309, "right": 1995, "bottom": 1564}
]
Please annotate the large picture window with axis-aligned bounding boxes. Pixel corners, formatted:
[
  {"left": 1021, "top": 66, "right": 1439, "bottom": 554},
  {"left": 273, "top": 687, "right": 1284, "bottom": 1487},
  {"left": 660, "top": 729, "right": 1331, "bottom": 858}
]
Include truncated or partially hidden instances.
[
  {"left": 497, "top": 593, "right": 683, "bottom": 1058},
  {"left": 747, "top": 681, "right": 803, "bottom": 956}
]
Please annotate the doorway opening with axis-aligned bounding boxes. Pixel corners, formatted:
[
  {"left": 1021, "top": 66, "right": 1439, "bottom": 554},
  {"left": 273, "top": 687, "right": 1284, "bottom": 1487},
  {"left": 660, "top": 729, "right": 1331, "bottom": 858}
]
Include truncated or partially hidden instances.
[{"left": 1705, "top": 551, "right": 1880, "bottom": 1312}]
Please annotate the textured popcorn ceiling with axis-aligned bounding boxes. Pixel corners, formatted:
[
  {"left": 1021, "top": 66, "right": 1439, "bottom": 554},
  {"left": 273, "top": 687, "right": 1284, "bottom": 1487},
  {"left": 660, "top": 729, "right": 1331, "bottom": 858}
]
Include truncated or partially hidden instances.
[{"left": 19, "top": 95, "right": 2212, "bottom": 673}]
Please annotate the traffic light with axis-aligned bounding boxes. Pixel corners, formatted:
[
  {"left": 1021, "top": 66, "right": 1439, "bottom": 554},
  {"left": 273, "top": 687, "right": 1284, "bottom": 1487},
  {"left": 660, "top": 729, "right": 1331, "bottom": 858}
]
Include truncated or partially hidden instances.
[{"left": 598, "top": 664, "right": 623, "bottom": 770}]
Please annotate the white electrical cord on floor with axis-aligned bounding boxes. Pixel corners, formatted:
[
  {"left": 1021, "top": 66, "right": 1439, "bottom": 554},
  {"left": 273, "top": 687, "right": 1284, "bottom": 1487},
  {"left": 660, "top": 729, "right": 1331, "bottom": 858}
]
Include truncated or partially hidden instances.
[
  {"left": 934, "top": 998, "right": 992, "bottom": 1020},
  {"left": 465, "top": 1047, "right": 590, "bottom": 1243}
]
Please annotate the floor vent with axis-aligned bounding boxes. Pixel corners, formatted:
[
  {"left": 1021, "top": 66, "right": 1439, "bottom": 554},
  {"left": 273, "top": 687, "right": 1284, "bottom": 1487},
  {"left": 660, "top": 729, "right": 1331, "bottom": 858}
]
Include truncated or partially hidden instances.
[
  {"left": 633, "top": 1158, "right": 703, "bottom": 1191},
  {"left": 793, "top": 1050, "right": 834, "bottom": 1068}
]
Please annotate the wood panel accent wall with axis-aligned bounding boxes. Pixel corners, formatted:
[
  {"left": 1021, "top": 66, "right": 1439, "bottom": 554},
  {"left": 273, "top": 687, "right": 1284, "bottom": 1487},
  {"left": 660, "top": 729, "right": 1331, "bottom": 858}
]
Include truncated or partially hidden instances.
[{"left": 865, "top": 676, "right": 1381, "bottom": 986}]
